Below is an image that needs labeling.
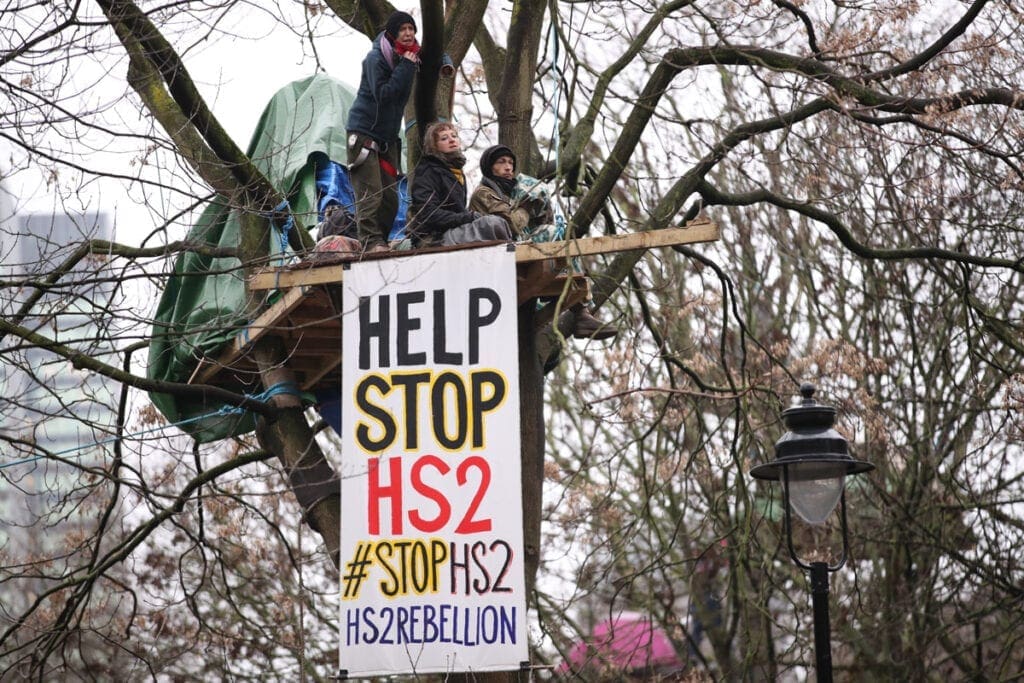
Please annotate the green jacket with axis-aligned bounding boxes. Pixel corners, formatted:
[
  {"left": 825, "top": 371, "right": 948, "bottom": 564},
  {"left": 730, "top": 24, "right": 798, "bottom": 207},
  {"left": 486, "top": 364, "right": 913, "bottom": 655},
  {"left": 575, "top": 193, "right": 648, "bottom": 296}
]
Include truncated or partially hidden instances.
[{"left": 468, "top": 178, "right": 532, "bottom": 236}]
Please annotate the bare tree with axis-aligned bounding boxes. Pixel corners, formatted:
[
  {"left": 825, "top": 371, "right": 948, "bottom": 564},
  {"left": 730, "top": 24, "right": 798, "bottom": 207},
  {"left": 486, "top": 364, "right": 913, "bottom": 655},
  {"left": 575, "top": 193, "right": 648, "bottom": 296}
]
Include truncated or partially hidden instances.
[{"left": 2, "top": 0, "right": 1023, "bottom": 679}]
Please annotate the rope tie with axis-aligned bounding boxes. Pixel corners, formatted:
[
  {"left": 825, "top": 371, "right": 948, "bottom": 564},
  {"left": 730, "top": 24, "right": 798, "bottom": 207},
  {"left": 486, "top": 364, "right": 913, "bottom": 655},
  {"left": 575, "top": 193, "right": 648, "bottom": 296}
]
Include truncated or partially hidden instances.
[
  {"left": 262, "top": 199, "right": 295, "bottom": 289},
  {"left": 271, "top": 199, "right": 294, "bottom": 259}
]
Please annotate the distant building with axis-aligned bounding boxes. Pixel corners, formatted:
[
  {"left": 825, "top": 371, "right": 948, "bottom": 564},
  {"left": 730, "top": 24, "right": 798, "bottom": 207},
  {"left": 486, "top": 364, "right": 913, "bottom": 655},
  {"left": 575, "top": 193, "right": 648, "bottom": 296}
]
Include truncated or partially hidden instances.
[{"left": 0, "top": 204, "right": 115, "bottom": 611}]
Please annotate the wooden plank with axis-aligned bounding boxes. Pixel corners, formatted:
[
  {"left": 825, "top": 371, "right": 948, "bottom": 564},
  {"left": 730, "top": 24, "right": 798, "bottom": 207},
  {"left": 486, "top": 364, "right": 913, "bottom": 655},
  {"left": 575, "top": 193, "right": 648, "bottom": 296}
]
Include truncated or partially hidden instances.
[
  {"left": 514, "top": 219, "right": 719, "bottom": 263},
  {"left": 301, "top": 355, "right": 343, "bottom": 391},
  {"left": 248, "top": 219, "right": 719, "bottom": 291},
  {"left": 517, "top": 260, "right": 564, "bottom": 303},
  {"left": 527, "top": 273, "right": 589, "bottom": 303},
  {"left": 194, "top": 219, "right": 718, "bottom": 389},
  {"left": 190, "top": 286, "right": 312, "bottom": 384},
  {"left": 250, "top": 263, "right": 340, "bottom": 291},
  {"left": 268, "top": 322, "right": 340, "bottom": 340}
]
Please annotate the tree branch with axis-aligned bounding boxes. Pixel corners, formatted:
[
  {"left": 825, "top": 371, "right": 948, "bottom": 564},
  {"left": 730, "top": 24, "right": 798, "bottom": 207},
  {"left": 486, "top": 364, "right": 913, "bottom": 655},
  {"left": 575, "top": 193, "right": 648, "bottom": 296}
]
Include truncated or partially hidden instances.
[
  {"left": 696, "top": 180, "right": 1024, "bottom": 275},
  {"left": 0, "top": 317, "right": 278, "bottom": 417},
  {"left": 96, "top": 0, "right": 314, "bottom": 251}
]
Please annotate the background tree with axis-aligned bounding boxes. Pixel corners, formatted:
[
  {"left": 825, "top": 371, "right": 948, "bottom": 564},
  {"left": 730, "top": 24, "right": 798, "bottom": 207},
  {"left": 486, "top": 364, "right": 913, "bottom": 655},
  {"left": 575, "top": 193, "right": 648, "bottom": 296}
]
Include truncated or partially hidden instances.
[{"left": 1, "top": 0, "right": 1023, "bottom": 679}]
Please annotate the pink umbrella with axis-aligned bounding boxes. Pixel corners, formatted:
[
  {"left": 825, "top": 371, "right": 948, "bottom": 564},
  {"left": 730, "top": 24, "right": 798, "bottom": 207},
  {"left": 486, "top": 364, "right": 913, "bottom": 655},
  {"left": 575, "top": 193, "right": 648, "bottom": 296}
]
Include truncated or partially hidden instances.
[{"left": 561, "top": 611, "right": 683, "bottom": 676}]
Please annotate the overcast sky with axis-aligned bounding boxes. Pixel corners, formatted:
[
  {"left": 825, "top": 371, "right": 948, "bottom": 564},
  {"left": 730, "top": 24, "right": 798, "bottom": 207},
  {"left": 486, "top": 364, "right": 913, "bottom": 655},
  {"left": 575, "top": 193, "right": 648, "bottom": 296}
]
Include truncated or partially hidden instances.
[{"left": 2, "top": 7, "right": 373, "bottom": 244}]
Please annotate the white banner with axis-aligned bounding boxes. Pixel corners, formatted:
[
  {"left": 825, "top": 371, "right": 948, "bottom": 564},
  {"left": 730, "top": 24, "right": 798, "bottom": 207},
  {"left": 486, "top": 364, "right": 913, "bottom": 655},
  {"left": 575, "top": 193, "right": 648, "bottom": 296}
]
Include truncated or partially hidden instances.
[{"left": 338, "top": 246, "right": 527, "bottom": 677}]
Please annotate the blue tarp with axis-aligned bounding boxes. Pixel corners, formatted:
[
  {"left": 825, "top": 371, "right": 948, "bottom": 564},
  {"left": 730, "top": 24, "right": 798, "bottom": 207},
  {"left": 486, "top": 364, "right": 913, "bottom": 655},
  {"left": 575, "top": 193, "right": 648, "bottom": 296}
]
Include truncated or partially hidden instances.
[{"left": 315, "top": 161, "right": 409, "bottom": 241}]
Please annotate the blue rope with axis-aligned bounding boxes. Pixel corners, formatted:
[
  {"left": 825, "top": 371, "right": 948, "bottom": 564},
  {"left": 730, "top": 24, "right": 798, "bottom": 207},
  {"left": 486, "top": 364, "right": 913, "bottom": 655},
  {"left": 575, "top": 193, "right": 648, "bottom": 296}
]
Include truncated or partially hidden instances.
[
  {"left": 272, "top": 199, "right": 294, "bottom": 257},
  {"left": 264, "top": 199, "right": 295, "bottom": 290},
  {"left": 0, "top": 382, "right": 306, "bottom": 471}
]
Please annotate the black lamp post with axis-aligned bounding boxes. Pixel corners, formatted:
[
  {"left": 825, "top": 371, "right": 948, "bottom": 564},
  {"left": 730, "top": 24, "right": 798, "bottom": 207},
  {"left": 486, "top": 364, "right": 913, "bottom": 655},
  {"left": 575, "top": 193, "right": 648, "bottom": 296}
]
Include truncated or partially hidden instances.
[{"left": 750, "top": 383, "right": 874, "bottom": 683}]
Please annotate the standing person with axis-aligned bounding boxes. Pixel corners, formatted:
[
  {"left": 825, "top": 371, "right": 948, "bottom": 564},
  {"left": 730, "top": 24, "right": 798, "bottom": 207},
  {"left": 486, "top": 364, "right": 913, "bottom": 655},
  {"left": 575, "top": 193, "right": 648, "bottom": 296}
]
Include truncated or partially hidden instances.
[
  {"left": 346, "top": 11, "right": 420, "bottom": 253},
  {"left": 406, "top": 123, "right": 512, "bottom": 247},
  {"left": 470, "top": 144, "right": 617, "bottom": 340}
]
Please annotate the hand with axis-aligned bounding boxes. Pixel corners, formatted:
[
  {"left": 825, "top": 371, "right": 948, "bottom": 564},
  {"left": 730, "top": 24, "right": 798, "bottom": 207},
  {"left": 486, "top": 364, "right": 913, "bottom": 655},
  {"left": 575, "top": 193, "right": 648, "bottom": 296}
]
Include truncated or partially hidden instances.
[{"left": 399, "top": 39, "right": 421, "bottom": 63}]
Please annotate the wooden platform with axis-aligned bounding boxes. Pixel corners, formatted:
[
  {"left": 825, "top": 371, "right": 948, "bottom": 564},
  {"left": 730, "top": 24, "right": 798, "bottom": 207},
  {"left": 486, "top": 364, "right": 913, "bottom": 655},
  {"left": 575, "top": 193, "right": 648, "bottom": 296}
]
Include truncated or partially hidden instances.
[{"left": 189, "top": 219, "right": 719, "bottom": 392}]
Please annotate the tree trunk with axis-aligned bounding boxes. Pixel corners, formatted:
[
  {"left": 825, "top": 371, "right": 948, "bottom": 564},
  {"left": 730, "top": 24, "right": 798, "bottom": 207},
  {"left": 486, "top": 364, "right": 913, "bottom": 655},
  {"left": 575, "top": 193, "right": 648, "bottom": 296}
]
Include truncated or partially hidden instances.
[
  {"left": 235, "top": 214, "right": 343, "bottom": 571},
  {"left": 497, "top": 0, "right": 547, "bottom": 174}
]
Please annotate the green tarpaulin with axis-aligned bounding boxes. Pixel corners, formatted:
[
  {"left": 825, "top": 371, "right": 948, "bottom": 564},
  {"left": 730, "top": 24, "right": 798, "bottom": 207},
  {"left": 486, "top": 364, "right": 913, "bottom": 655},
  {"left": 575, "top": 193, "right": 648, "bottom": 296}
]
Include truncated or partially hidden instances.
[{"left": 146, "top": 74, "right": 355, "bottom": 442}]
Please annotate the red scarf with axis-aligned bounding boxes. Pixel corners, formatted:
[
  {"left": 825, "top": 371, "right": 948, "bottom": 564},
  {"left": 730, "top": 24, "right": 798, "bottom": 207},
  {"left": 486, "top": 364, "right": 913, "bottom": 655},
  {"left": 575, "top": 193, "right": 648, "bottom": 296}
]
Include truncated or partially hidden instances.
[{"left": 394, "top": 37, "right": 420, "bottom": 59}]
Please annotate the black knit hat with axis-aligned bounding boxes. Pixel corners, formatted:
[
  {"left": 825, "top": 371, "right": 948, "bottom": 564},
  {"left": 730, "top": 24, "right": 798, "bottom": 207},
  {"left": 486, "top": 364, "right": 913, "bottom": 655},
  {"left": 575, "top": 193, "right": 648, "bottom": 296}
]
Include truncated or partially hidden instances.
[
  {"left": 385, "top": 11, "right": 416, "bottom": 40},
  {"left": 480, "top": 144, "right": 516, "bottom": 179}
]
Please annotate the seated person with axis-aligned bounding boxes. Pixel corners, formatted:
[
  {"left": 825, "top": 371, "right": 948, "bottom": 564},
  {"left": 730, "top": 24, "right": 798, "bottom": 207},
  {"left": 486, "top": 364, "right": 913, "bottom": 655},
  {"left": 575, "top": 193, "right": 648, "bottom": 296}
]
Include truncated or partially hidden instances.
[
  {"left": 468, "top": 144, "right": 551, "bottom": 237},
  {"left": 406, "top": 123, "right": 512, "bottom": 247},
  {"left": 470, "top": 144, "right": 617, "bottom": 341}
]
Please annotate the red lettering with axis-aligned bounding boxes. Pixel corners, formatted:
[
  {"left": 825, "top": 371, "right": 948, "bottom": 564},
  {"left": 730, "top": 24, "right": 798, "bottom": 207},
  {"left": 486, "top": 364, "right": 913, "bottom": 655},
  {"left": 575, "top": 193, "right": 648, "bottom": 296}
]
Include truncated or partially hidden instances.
[
  {"left": 368, "top": 457, "right": 403, "bottom": 535},
  {"left": 409, "top": 455, "right": 452, "bottom": 532},
  {"left": 455, "top": 456, "right": 492, "bottom": 533},
  {"left": 366, "top": 455, "right": 493, "bottom": 535}
]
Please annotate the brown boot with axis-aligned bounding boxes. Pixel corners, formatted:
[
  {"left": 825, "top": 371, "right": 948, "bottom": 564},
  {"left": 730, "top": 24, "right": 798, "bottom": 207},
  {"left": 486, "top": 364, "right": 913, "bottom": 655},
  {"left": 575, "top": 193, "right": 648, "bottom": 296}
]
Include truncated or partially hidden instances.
[{"left": 571, "top": 307, "right": 617, "bottom": 341}]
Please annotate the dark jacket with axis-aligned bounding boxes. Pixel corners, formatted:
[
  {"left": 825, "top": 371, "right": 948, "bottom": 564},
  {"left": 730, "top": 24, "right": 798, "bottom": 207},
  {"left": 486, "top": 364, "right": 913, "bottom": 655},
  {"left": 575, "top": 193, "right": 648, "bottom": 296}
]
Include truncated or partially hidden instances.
[
  {"left": 407, "top": 155, "right": 476, "bottom": 245},
  {"left": 346, "top": 33, "right": 416, "bottom": 145}
]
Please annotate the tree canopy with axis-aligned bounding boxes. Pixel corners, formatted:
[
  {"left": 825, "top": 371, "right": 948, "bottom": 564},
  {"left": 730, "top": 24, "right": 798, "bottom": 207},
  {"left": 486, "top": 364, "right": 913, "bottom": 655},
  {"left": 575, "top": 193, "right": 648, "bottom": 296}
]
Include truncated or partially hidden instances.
[{"left": 1, "top": 0, "right": 1023, "bottom": 679}]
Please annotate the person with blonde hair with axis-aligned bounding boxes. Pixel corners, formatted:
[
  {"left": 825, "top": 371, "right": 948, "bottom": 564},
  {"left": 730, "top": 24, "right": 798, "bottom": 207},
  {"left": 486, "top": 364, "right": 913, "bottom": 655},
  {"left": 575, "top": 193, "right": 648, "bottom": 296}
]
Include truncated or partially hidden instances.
[{"left": 405, "top": 122, "right": 512, "bottom": 247}]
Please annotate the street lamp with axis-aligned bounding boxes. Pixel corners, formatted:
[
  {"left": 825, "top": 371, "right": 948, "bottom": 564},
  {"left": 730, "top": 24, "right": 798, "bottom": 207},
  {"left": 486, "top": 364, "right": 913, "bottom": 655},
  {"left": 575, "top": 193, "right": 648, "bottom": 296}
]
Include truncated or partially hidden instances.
[{"left": 750, "top": 383, "right": 874, "bottom": 683}]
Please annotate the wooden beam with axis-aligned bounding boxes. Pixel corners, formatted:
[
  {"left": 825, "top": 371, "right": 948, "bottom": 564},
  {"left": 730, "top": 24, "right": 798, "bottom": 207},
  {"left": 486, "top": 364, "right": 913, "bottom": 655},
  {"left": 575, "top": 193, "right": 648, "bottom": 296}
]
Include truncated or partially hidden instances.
[
  {"left": 515, "top": 218, "right": 719, "bottom": 263},
  {"left": 189, "top": 285, "right": 313, "bottom": 384},
  {"left": 193, "top": 218, "right": 720, "bottom": 390},
  {"left": 300, "top": 355, "right": 343, "bottom": 391},
  {"left": 248, "top": 219, "right": 719, "bottom": 291}
]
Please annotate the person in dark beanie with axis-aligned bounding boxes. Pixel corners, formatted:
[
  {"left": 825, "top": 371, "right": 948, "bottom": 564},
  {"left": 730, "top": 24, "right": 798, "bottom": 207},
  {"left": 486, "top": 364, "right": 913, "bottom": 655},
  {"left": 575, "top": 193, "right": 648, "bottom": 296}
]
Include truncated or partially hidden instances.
[
  {"left": 470, "top": 144, "right": 618, "bottom": 341},
  {"left": 469, "top": 144, "right": 550, "bottom": 237},
  {"left": 406, "top": 123, "right": 512, "bottom": 247},
  {"left": 346, "top": 11, "right": 420, "bottom": 253}
]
